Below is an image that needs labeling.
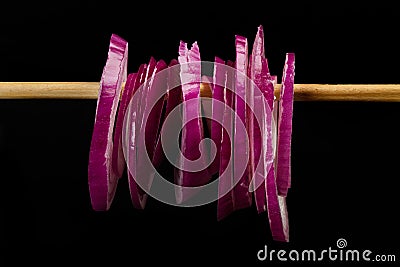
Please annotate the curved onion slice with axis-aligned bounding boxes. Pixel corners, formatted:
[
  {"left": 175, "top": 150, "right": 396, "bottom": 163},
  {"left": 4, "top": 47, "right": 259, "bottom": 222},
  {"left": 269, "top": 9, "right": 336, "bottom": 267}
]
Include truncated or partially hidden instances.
[
  {"left": 249, "top": 26, "right": 267, "bottom": 213},
  {"left": 144, "top": 60, "right": 168, "bottom": 158},
  {"left": 152, "top": 59, "right": 182, "bottom": 172},
  {"left": 209, "top": 57, "right": 225, "bottom": 175},
  {"left": 175, "top": 41, "right": 212, "bottom": 204},
  {"left": 112, "top": 73, "right": 137, "bottom": 178},
  {"left": 128, "top": 58, "right": 169, "bottom": 208},
  {"left": 276, "top": 53, "right": 295, "bottom": 196},
  {"left": 262, "top": 53, "right": 294, "bottom": 242},
  {"left": 135, "top": 59, "right": 168, "bottom": 202},
  {"left": 88, "top": 34, "right": 128, "bottom": 211},
  {"left": 125, "top": 62, "right": 149, "bottom": 208},
  {"left": 232, "top": 35, "right": 252, "bottom": 210},
  {"left": 217, "top": 60, "right": 235, "bottom": 221},
  {"left": 128, "top": 57, "right": 165, "bottom": 209}
]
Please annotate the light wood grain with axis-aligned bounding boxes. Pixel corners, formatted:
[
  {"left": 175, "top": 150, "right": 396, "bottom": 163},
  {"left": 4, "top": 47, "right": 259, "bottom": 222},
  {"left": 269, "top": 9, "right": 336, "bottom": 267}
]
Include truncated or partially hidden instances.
[
  {"left": 0, "top": 82, "right": 99, "bottom": 99},
  {"left": 282, "top": 84, "right": 400, "bottom": 102},
  {"left": 0, "top": 82, "right": 399, "bottom": 102}
]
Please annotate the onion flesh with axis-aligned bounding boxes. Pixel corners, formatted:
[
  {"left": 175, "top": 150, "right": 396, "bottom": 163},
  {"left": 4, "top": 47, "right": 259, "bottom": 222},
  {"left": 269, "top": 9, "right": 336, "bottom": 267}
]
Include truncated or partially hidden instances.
[{"left": 88, "top": 34, "right": 128, "bottom": 211}]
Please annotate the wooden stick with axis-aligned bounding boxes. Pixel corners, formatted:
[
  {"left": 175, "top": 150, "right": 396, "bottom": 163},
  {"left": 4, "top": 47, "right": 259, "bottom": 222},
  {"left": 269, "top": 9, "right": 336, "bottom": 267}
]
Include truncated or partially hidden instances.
[
  {"left": 0, "top": 82, "right": 99, "bottom": 100},
  {"left": 0, "top": 82, "right": 399, "bottom": 102}
]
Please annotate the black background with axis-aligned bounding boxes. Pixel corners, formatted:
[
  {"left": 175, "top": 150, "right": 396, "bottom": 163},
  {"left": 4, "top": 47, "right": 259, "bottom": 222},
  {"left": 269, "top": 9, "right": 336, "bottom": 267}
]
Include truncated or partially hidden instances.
[{"left": 1, "top": 1, "right": 399, "bottom": 265}]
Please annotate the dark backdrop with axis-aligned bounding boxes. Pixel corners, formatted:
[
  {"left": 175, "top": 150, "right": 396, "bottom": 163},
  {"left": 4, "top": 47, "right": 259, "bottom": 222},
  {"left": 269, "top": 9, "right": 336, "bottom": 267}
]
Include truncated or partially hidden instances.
[{"left": 1, "top": 2, "right": 399, "bottom": 265}]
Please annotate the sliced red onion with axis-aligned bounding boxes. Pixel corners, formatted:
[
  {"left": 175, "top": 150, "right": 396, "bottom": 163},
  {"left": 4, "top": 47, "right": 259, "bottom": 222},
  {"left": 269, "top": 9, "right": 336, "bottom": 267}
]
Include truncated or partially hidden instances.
[
  {"left": 89, "top": 30, "right": 293, "bottom": 242},
  {"left": 249, "top": 26, "right": 267, "bottom": 213},
  {"left": 262, "top": 53, "right": 292, "bottom": 242},
  {"left": 176, "top": 41, "right": 212, "bottom": 204},
  {"left": 265, "top": 167, "right": 290, "bottom": 242},
  {"left": 276, "top": 53, "right": 295, "bottom": 196},
  {"left": 88, "top": 34, "right": 128, "bottom": 211},
  {"left": 133, "top": 59, "right": 168, "bottom": 202},
  {"left": 152, "top": 59, "right": 182, "bottom": 171},
  {"left": 143, "top": 60, "right": 168, "bottom": 160},
  {"left": 128, "top": 58, "right": 169, "bottom": 209},
  {"left": 217, "top": 60, "right": 235, "bottom": 221},
  {"left": 232, "top": 35, "right": 252, "bottom": 210},
  {"left": 125, "top": 64, "right": 148, "bottom": 209},
  {"left": 127, "top": 59, "right": 157, "bottom": 209},
  {"left": 112, "top": 73, "right": 137, "bottom": 179},
  {"left": 217, "top": 60, "right": 236, "bottom": 221},
  {"left": 208, "top": 56, "right": 225, "bottom": 175}
]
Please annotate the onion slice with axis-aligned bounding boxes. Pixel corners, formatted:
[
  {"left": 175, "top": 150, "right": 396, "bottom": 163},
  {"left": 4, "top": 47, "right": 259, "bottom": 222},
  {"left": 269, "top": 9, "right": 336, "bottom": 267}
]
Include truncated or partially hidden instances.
[
  {"left": 276, "top": 53, "right": 295, "bottom": 196},
  {"left": 232, "top": 35, "right": 252, "bottom": 210},
  {"left": 134, "top": 59, "right": 168, "bottom": 202},
  {"left": 208, "top": 57, "right": 225, "bottom": 176},
  {"left": 152, "top": 59, "right": 182, "bottom": 172},
  {"left": 128, "top": 57, "right": 170, "bottom": 209},
  {"left": 262, "top": 53, "right": 294, "bottom": 242},
  {"left": 176, "top": 41, "right": 212, "bottom": 204},
  {"left": 127, "top": 59, "right": 157, "bottom": 209},
  {"left": 249, "top": 26, "right": 268, "bottom": 213},
  {"left": 88, "top": 34, "right": 128, "bottom": 211},
  {"left": 143, "top": 60, "right": 168, "bottom": 159},
  {"left": 112, "top": 73, "right": 137, "bottom": 178},
  {"left": 217, "top": 60, "right": 235, "bottom": 221}
]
